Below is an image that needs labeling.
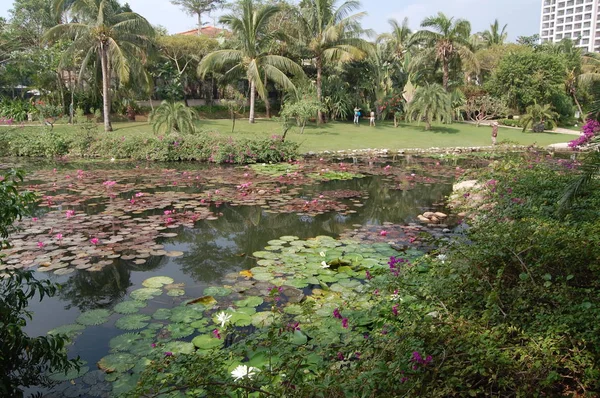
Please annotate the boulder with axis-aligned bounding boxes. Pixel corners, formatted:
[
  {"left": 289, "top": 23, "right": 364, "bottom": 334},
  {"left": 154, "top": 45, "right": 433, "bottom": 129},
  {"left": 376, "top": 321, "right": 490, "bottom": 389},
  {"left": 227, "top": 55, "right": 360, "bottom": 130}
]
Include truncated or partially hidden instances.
[
  {"left": 417, "top": 215, "right": 430, "bottom": 223},
  {"left": 434, "top": 212, "right": 447, "bottom": 219},
  {"left": 423, "top": 211, "right": 435, "bottom": 218}
]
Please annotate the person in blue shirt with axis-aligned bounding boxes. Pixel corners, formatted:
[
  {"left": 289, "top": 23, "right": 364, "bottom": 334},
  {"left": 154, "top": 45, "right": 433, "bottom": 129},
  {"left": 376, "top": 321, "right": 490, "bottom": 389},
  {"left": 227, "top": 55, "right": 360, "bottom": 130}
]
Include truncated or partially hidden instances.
[{"left": 353, "top": 107, "right": 361, "bottom": 124}]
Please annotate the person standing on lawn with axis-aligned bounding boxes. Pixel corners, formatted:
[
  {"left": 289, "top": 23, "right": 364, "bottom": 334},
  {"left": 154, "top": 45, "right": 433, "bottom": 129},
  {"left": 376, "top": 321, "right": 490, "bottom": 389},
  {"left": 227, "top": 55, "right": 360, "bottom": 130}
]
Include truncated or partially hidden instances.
[
  {"left": 491, "top": 121, "right": 499, "bottom": 145},
  {"left": 353, "top": 107, "right": 361, "bottom": 124},
  {"left": 369, "top": 111, "right": 376, "bottom": 127}
]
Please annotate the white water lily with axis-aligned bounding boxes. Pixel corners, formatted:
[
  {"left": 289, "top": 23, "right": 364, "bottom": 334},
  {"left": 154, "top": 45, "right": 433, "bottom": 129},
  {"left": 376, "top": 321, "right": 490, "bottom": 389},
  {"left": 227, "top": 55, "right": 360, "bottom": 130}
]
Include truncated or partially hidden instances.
[
  {"left": 319, "top": 251, "right": 326, "bottom": 257},
  {"left": 231, "top": 365, "right": 260, "bottom": 381},
  {"left": 437, "top": 254, "right": 448, "bottom": 263},
  {"left": 321, "top": 261, "right": 329, "bottom": 269},
  {"left": 390, "top": 293, "right": 400, "bottom": 301},
  {"left": 216, "top": 312, "right": 232, "bottom": 327}
]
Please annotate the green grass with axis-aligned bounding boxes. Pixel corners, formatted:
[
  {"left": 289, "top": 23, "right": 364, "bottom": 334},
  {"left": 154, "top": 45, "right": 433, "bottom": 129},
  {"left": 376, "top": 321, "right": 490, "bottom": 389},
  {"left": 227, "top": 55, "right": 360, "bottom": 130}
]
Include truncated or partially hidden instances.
[{"left": 23, "top": 119, "right": 574, "bottom": 152}]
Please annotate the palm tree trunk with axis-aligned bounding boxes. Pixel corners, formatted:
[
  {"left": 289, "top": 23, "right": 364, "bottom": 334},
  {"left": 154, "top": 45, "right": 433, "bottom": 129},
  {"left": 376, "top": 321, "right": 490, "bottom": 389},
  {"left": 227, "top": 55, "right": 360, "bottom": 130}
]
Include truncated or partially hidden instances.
[
  {"left": 249, "top": 79, "right": 256, "bottom": 123},
  {"left": 572, "top": 90, "right": 584, "bottom": 121},
  {"left": 197, "top": 13, "right": 202, "bottom": 35},
  {"left": 316, "top": 56, "right": 324, "bottom": 124},
  {"left": 99, "top": 44, "right": 113, "bottom": 132},
  {"left": 442, "top": 59, "right": 449, "bottom": 92},
  {"left": 264, "top": 72, "right": 271, "bottom": 118}
]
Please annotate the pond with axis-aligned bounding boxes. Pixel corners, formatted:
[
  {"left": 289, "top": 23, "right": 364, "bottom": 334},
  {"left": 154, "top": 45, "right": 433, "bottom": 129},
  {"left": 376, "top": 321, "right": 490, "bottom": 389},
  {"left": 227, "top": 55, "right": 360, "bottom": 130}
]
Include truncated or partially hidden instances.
[{"left": 1, "top": 156, "right": 477, "bottom": 397}]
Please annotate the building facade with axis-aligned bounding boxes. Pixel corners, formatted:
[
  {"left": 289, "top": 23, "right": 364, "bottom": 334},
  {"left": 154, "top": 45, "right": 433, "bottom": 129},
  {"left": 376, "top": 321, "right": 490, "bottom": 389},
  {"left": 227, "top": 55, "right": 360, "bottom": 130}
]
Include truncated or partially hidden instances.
[{"left": 540, "top": 0, "right": 600, "bottom": 52}]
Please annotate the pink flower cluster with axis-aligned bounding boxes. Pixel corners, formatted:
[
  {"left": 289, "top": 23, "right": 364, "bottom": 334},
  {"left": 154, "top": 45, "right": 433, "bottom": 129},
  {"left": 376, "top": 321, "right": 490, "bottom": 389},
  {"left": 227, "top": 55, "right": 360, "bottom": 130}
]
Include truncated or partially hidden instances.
[
  {"left": 103, "top": 180, "right": 116, "bottom": 187},
  {"left": 569, "top": 119, "right": 600, "bottom": 149}
]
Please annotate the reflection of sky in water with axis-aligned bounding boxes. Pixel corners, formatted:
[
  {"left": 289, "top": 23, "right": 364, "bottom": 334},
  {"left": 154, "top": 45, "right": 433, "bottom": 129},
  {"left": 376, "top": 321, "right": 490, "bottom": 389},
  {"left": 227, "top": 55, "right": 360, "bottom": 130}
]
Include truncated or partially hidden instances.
[{"left": 17, "top": 161, "right": 458, "bottom": 383}]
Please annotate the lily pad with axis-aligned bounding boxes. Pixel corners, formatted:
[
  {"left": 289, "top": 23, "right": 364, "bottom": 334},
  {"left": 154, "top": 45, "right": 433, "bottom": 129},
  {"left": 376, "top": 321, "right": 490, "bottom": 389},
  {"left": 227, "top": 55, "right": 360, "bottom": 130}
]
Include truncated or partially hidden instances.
[
  {"left": 76, "top": 309, "right": 111, "bottom": 326},
  {"left": 251, "top": 311, "right": 277, "bottom": 327},
  {"left": 192, "top": 295, "right": 217, "bottom": 306},
  {"left": 152, "top": 308, "right": 172, "bottom": 320},
  {"left": 279, "top": 235, "right": 299, "bottom": 241},
  {"left": 130, "top": 287, "right": 162, "bottom": 301},
  {"left": 162, "top": 341, "right": 195, "bottom": 355},
  {"left": 98, "top": 353, "right": 137, "bottom": 373},
  {"left": 166, "top": 288, "right": 185, "bottom": 297},
  {"left": 115, "top": 314, "right": 151, "bottom": 330},
  {"left": 47, "top": 323, "right": 86, "bottom": 338},
  {"left": 166, "top": 323, "right": 195, "bottom": 338},
  {"left": 114, "top": 300, "right": 147, "bottom": 314},
  {"left": 203, "top": 286, "right": 232, "bottom": 297},
  {"left": 170, "top": 306, "right": 204, "bottom": 323},
  {"left": 192, "top": 334, "right": 222, "bottom": 350},
  {"left": 234, "top": 296, "right": 264, "bottom": 308},
  {"left": 109, "top": 333, "right": 142, "bottom": 351},
  {"left": 142, "top": 276, "right": 174, "bottom": 288},
  {"left": 229, "top": 311, "right": 253, "bottom": 327}
]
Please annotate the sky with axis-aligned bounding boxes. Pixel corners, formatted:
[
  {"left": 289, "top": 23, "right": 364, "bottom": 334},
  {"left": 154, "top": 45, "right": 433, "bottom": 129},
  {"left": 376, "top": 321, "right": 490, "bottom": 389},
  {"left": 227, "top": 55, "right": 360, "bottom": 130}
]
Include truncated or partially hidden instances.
[{"left": 1, "top": 0, "right": 541, "bottom": 41}]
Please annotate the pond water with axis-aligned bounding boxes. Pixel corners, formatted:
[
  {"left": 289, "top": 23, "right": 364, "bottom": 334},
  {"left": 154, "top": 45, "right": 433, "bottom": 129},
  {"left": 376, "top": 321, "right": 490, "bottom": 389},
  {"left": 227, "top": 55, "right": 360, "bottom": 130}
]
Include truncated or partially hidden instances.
[{"left": 1, "top": 156, "right": 476, "bottom": 397}]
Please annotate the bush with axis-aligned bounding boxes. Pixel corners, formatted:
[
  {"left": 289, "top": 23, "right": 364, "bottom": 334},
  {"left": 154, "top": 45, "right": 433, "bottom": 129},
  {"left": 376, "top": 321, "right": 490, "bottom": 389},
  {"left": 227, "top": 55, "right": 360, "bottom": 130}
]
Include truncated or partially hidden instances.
[
  {"left": 0, "top": 127, "right": 300, "bottom": 164},
  {"left": 0, "top": 98, "right": 33, "bottom": 122}
]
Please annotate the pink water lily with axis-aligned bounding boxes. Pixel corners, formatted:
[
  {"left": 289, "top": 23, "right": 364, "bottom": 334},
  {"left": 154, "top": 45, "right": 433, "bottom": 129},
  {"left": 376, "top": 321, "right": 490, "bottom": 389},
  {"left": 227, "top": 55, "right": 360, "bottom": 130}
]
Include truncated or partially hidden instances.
[
  {"left": 380, "top": 230, "right": 388, "bottom": 236},
  {"left": 55, "top": 233, "right": 63, "bottom": 240},
  {"left": 90, "top": 238, "right": 99, "bottom": 245},
  {"left": 135, "top": 192, "right": 144, "bottom": 197},
  {"left": 37, "top": 242, "right": 45, "bottom": 249},
  {"left": 103, "top": 180, "right": 116, "bottom": 187},
  {"left": 66, "top": 210, "right": 75, "bottom": 218}
]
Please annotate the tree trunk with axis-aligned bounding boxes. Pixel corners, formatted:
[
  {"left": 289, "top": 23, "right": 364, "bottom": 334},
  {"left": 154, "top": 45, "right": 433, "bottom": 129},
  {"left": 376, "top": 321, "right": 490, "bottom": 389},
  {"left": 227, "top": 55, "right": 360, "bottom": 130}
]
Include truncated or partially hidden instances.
[
  {"left": 264, "top": 72, "right": 270, "bottom": 118},
  {"left": 572, "top": 91, "right": 584, "bottom": 121},
  {"left": 442, "top": 58, "right": 449, "bottom": 92},
  {"left": 197, "top": 13, "right": 202, "bottom": 35},
  {"left": 316, "top": 56, "right": 324, "bottom": 124},
  {"left": 249, "top": 79, "right": 256, "bottom": 123},
  {"left": 301, "top": 120, "right": 306, "bottom": 134},
  {"left": 425, "top": 120, "right": 431, "bottom": 130},
  {"left": 99, "top": 45, "right": 113, "bottom": 132}
]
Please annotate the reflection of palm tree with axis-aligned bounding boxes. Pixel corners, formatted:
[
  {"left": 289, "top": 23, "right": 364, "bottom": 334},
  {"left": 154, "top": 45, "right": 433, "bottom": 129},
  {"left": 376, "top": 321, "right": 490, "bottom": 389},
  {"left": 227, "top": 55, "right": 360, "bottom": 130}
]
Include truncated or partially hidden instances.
[{"left": 58, "top": 255, "right": 166, "bottom": 311}]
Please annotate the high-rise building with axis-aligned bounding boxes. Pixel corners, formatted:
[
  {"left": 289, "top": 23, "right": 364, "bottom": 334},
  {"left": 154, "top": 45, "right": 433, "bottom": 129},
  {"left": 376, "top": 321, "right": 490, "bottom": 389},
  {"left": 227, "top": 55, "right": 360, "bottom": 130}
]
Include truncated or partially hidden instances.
[{"left": 540, "top": 0, "right": 599, "bottom": 52}]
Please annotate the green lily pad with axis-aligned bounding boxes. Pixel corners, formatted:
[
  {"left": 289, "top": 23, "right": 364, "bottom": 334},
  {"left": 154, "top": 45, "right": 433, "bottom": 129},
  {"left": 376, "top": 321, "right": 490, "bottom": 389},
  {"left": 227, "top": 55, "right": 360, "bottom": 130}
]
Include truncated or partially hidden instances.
[
  {"left": 170, "top": 306, "right": 204, "bottom": 323},
  {"left": 111, "top": 372, "right": 140, "bottom": 395},
  {"left": 229, "top": 311, "right": 253, "bottom": 326},
  {"left": 283, "top": 304, "right": 304, "bottom": 315},
  {"left": 130, "top": 287, "right": 162, "bottom": 301},
  {"left": 291, "top": 329, "right": 308, "bottom": 346},
  {"left": 202, "top": 286, "right": 232, "bottom": 297},
  {"left": 235, "top": 306, "right": 257, "bottom": 316},
  {"left": 252, "top": 273, "right": 274, "bottom": 281},
  {"left": 115, "top": 314, "right": 151, "bottom": 330},
  {"left": 163, "top": 341, "right": 195, "bottom": 354},
  {"left": 76, "top": 309, "right": 111, "bottom": 326},
  {"left": 109, "top": 333, "right": 142, "bottom": 351},
  {"left": 251, "top": 311, "right": 277, "bottom": 327},
  {"left": 192, "top": 334, "right": 222, "bottom": 350},
  {"left": 192, "top": 295, "right": 217, "bottom": 306},
  {"left": 280, "top": 236, "right": 299, "bottom": 241},
  {"left": 98, "top": 353, "right": 137, "bottom": 373},
  {"left": 167, "top": 323, "right": 195, "bottom": 338},
  {"left": 47, "top": 323, "right": 86, "bottom": 338},
  {"left": 285, "top": 278, "right": 310, "bottom": 289},
  {"left": 152, "top": 308, "right": 171, "bottom": 320},
  {"left": 114, "top": 300, "right": 147, "bottom": 315},
  {"left": 235, "top": 296, "right": 264, "bottom": 307},
  {"left": 166, "top": 288, "right": 185, "bottom": 297},
  {"left": 190, "top": 318, "right": 209, "bottom": 330},
  {"left": 49, "top": 365, "right": 89, "bottom": 382},
  {"left": 142, "top": 276, "right": 175, "bottom": 288}
]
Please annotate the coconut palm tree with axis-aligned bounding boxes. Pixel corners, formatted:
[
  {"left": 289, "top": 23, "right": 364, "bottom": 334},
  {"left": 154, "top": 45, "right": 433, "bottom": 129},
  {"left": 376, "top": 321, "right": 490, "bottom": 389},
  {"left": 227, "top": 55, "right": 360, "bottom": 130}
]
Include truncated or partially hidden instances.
[
  {"left": 198, "top": 0, "right": 304, "bottom": 123},
  {"left": 405, "top": 83, "right": 453, "bottom": 130},
  {"left": 377, "top": 17, "right": 412, "bottom": 60},
  {"left": 520, "top": 101, "right": 558, "bottom": 132},
  {"left": 481, "top": 19, "right": 507, "bottom": 47},
  {"left": 296, "top": 0, "right": 370, "bottom": 123},
  {"left": 409, "top": 12, "right": 478, "bottom": 92},
  {"left": 45, "top": 0, "right": 155, "bottom": 132},
  {"left": 150, "top": 101, "right": 199, "bottom": 134}
]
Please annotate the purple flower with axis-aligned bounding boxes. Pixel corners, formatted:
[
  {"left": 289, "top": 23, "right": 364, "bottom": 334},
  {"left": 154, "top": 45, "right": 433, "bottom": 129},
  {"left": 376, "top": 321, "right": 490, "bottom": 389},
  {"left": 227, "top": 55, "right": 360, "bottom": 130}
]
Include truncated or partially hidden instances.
[
  {"left": 337, "top": 352, "right": 344, "bottom": 361},
  {"left": 151, "top": 343, "right": 156, "bottom": 348},
  {"left": 392, "top": 304, "right": 398, "bottom": 316},
  {"left": 365, "top": 270, "right": 372, "bottom": 280},
  {"left": 342, "top": 318, "right": 349, "bottom": 329},
  {"left": 333, "top": 308, "right": 342, "bottom": 319},
  {"left": 164, "top": 352, "right": 173, "bottom": 357},
  {"left": 212, "top": 329, "right": 221, "bottom": 339}
]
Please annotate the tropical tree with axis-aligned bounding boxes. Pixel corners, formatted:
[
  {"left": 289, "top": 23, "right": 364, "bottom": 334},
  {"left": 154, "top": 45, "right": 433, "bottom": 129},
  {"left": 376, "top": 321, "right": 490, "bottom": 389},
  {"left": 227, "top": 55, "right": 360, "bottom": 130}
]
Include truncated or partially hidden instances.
[
  {"left": 377, "top": 17, "right": 412, "bottom": 60},
  {"left": 409, "top": 12, "right": 478, "bottom": 92},
  {"left": 405, "top": 82, "right": 453, "bottom": 130},
  {"left": 170, "top": 0, "right": 225, "bottom": 35},
  {"left": 45, "top": 0, "right": 155, "bottom": 132},
  {"left": 198, "top": 0, "right": 304, "bottom": 123},
  {"left": 520, "top": 101, "right": 558, "bottom": 132},
  {"left": 296, "top": 0, "right": 369, "bottom": 123},
  {"left": 481, "top": 19, "right": 507, "bottom": 47},
  {"left": 150, "top": 101, "right": 199, "bottom": 134}
]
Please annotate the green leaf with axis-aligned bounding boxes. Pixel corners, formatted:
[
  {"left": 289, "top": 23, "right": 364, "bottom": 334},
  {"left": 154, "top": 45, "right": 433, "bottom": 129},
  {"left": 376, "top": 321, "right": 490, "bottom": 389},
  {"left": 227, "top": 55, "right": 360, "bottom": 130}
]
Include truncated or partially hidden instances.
[
  {"left": 130, "top": 287, "right": 163, "bottom": 301},
  {"left": 98, "top": 353, "right": 137, "bottom": 373},
  {"left": 142, "top": 276, "right": 174, "bottom": 288},
  {"left": 76, "top": 309, "right": 111, "bottom": 326},
  {"left": 114, "top": 300, "right": 147, "bottom": 315},
  {"left": 290, "top": 329, "right": 307, "bottom": 345},
  {"left": 115, "top": 314, "right": 151, "bottom": 330},
  {"left": 192, "top": 334, "right": 222, "bottom": 350},
  {"left": 519, "top": 273, "right": 529, "bottom": 281}
]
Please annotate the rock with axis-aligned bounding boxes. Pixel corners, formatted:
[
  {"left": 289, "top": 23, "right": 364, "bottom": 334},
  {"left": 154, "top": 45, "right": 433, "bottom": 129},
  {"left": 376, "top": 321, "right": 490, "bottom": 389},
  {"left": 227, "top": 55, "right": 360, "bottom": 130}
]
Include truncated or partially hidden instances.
[
  {"left": 430, "top": 216, "right": 439, "bottom": 223},
  {"left": 423, "top": 211, "right": 435, "bottom": 218},
  {"left": 442, "top": 228, "right": 451, "bottom": 233},
  {"left": 453, "top": 180, "right": 480, "bottom": 191},
  {"left": 417, "top": 215, "right": 430, "bottom": 223},
  {"left": 258, "top": 190, "right": 266, "bottom": 195},
  {"left": 434, "top": 212, "right": 447, "bottom": 219}
]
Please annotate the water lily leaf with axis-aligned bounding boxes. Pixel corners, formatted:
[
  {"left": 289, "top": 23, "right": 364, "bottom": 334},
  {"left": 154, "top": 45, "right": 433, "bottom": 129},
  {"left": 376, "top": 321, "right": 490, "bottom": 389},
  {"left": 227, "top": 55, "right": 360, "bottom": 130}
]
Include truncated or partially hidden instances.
[
  {"left": 114, "top": 300, "right": 147, "bottom": 314},
  {"left": 267, "top": 239, "right": 287, "bottom": 246},
  {"left": 115, "top": 314, "right": 151, "bottom": 330},
  {"left": 229, "top": 311, "right": 253, "bottom": 326},
  {"left": 291, "top": 329, "right": 307, "bottom": 346},
  {"left": 285, "top": 278, "right": 309, "bottom": 289},
  {"left": 170, "top": 306, "right": 204, "bottom": 323},
  {"left": 166, "top": 323, "right": 195, "bottom": 338},
  {"left": 163, "top": 341, "right": 195, "bottom": 354},
  {"left": 239, "top": 270, "right": 253, "bottom": 278},
  {"left": 235, "top": 296, "right": 264, "bottom": 307},
  {"left": 166, "top": 288, "right": 185, "bottom": 297},
  {"left": 190, "top": 319, "right": 209, "bottom": 330},
  {"left": 111, "top": 372, "right": 140, "bottom": 395},
  {"left": 47, "top": 323, "right": 86, "bottom": 339},
  {"left": 192, "top": 334, "right": 222, "bottom": 350},
  {"left": 98, "top": 353, "right": 137, "bottom": 373},
  {"left": 235, "top": 306, "right": 256, "bottom": 316},
  {"left": 252, "top": 273, "right": 274, "bottom": 282},
  {"left": 283, "top": 304, "right": 304, "bottom": 315},
  {"left": 256, "top": 259, "right": 276, "bottom": 266},
  {"left": 152, "top": 308, "right": 171, "bottom": 320},
  {"left": 109, "top": 333, "right": 142, "bottom": 351},
  {"left": 251, "top": 311, "right": 277, "bottom": 327},
  {"left": 130, "top": 287, "right": 162, "bottom": 301},
  {"left": 142, "top": 276, "right": 174, "bottom": 288},
  {"left": 49, "top": 365, "right": 89, "bottom": 382},
  {"left": 203, "top": 286, "right": 232, "bottom": 297},
  {"left": 192, "top": 295, "right": 217, "bottom": 306},
  {"left": 279, "top": 236, "right": 299, "bottom": 242},
  {"left": 76, "top": 309, "right": 111, "bottom": 326}
]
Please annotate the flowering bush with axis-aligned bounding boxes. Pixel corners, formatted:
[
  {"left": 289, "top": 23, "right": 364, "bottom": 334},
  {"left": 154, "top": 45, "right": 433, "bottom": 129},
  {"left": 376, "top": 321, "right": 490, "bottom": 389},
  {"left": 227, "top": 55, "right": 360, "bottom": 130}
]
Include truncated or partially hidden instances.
[{"left": 569, "top": 118, "right": 600, "bottom": 149}]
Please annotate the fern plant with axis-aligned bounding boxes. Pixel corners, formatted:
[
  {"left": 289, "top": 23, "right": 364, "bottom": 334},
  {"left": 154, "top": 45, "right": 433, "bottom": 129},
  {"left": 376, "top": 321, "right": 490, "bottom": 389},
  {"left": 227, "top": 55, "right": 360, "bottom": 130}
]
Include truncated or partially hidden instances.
[
  {"left": 150, "top": 101, "right": 199, "bottom": 134},
  {"left": 405, "top": 83, "right": 453, "bottom": 130}
]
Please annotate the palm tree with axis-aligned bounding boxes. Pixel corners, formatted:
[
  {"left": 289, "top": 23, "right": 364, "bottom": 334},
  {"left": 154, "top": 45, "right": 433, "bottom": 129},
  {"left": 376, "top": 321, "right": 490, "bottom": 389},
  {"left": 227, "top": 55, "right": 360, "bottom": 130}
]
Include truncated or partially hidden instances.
[
  {"left": 150, "top": 101, "right": 199, "bottom": 134},
  {"left": 198, "top": 0, "right": 304, "bottom": 123},
  {"left": 45, "top": 0, "right": 155, "bottom": 132},
  {"left": 296, "top": 0, "right": 370, "bottom": 123},
  {"left": 405, "top": 83, "right": 453, "bottom": 130},
  {"left": 377, "top": 17, "right": 412, "bottom": 60},
  {"left": 520, "top": 101, "right": 558, "bottom": 132},
  {"left": 409, "top": 12, "right": 478, "bottom": 92},
  {"left": 481, "top": 19, "right": 507, "bottom": 47},
  {"left": 170, "top": 0, "right": 224, "bottom": 35}
]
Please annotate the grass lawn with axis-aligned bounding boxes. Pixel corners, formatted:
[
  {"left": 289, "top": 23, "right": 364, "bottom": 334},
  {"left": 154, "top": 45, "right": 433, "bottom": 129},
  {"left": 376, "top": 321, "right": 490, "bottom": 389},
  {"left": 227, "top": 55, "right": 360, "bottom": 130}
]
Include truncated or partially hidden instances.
[{"left": 25, "top": 119, "right": 575, "bottom": 153}]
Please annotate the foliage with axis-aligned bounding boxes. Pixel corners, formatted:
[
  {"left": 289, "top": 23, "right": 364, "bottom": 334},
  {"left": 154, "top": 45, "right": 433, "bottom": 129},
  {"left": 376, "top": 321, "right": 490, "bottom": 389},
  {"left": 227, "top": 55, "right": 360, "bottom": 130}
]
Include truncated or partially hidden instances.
[
  {"left": 520, "top": 102, "right": 558, "bottom": 132},
  {"left": 0, "top": 170, "right": 80, "bottom": 397},
  {"left": 405, "top": 83, "right": 453, "bottom": 130},
  {"left": 150, "top": 101, "right": 199, "bottom": 134},
  {"left": 0, "top": 98, "right": 32, "bottom": 122},
  {"left": 170, "top": 0, "right": 225, "bottom": 32},
  {"left": 220, "top": 91, "right": 246, "bottom": 133},
  {"left": 461, "top": 92, "right": 507, "bottom": 126},
  {"left": 481, "top": 19, "right": 507, "bottom": 47},
  {"left": 280, "top": 92, "right": 323, "bottom": 134}
]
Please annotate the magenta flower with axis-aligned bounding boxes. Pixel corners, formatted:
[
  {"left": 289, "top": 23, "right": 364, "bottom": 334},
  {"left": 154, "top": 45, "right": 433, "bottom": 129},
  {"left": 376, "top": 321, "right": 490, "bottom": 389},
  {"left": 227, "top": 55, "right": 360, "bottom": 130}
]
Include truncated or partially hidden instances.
[
  {"left": 212, "top": 329, "right": 221, "bottom": 339},
  {"left": 392, "top": 304, "right": 398, "bottom": 316},
  {"left": 164, "top": 210, "right": 172, "bottom": 215},
  {"left": 37, "top": 242, "right": 45, "bottom": 249},
  {"left": 103, "top": 180, "right": 116, "bottom": 187},
  {"left": 129, "top": 198, "right": 135, "bottom": 204},
  {"left": 333, "top": 308, "right": 342, "bottom": 319},
  {"left": 151, "top": 343, "right": 156, "bottom": 348},
  {"left": 90, "top": 238, "right": 99, "bottom": 245},
  {"left": 55, "top": 233, "right": 63, "bottom": 240},
  {"left": 337, "top": 352, "right": 344, "bottom": 361},
  {"left": 135, "top": 192, "right": 144, "bottom": 198},
  {"left": 365, "top": 270, "right": 372, "bottom": 280},
  {"left": 342, "top": 318, "right": 349, "bottom": 329},
  {"left": 65, "top": 210, "right": 75, "bottom": 218},
  {"left": 380, "top": 230, "right": 387, "bottom": 237},
  {"left": 32, "top": 217, "right": 38, "bottom": 222},
  {"left": 164, "top": 352, "right": 173, "bottom": 357}
]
